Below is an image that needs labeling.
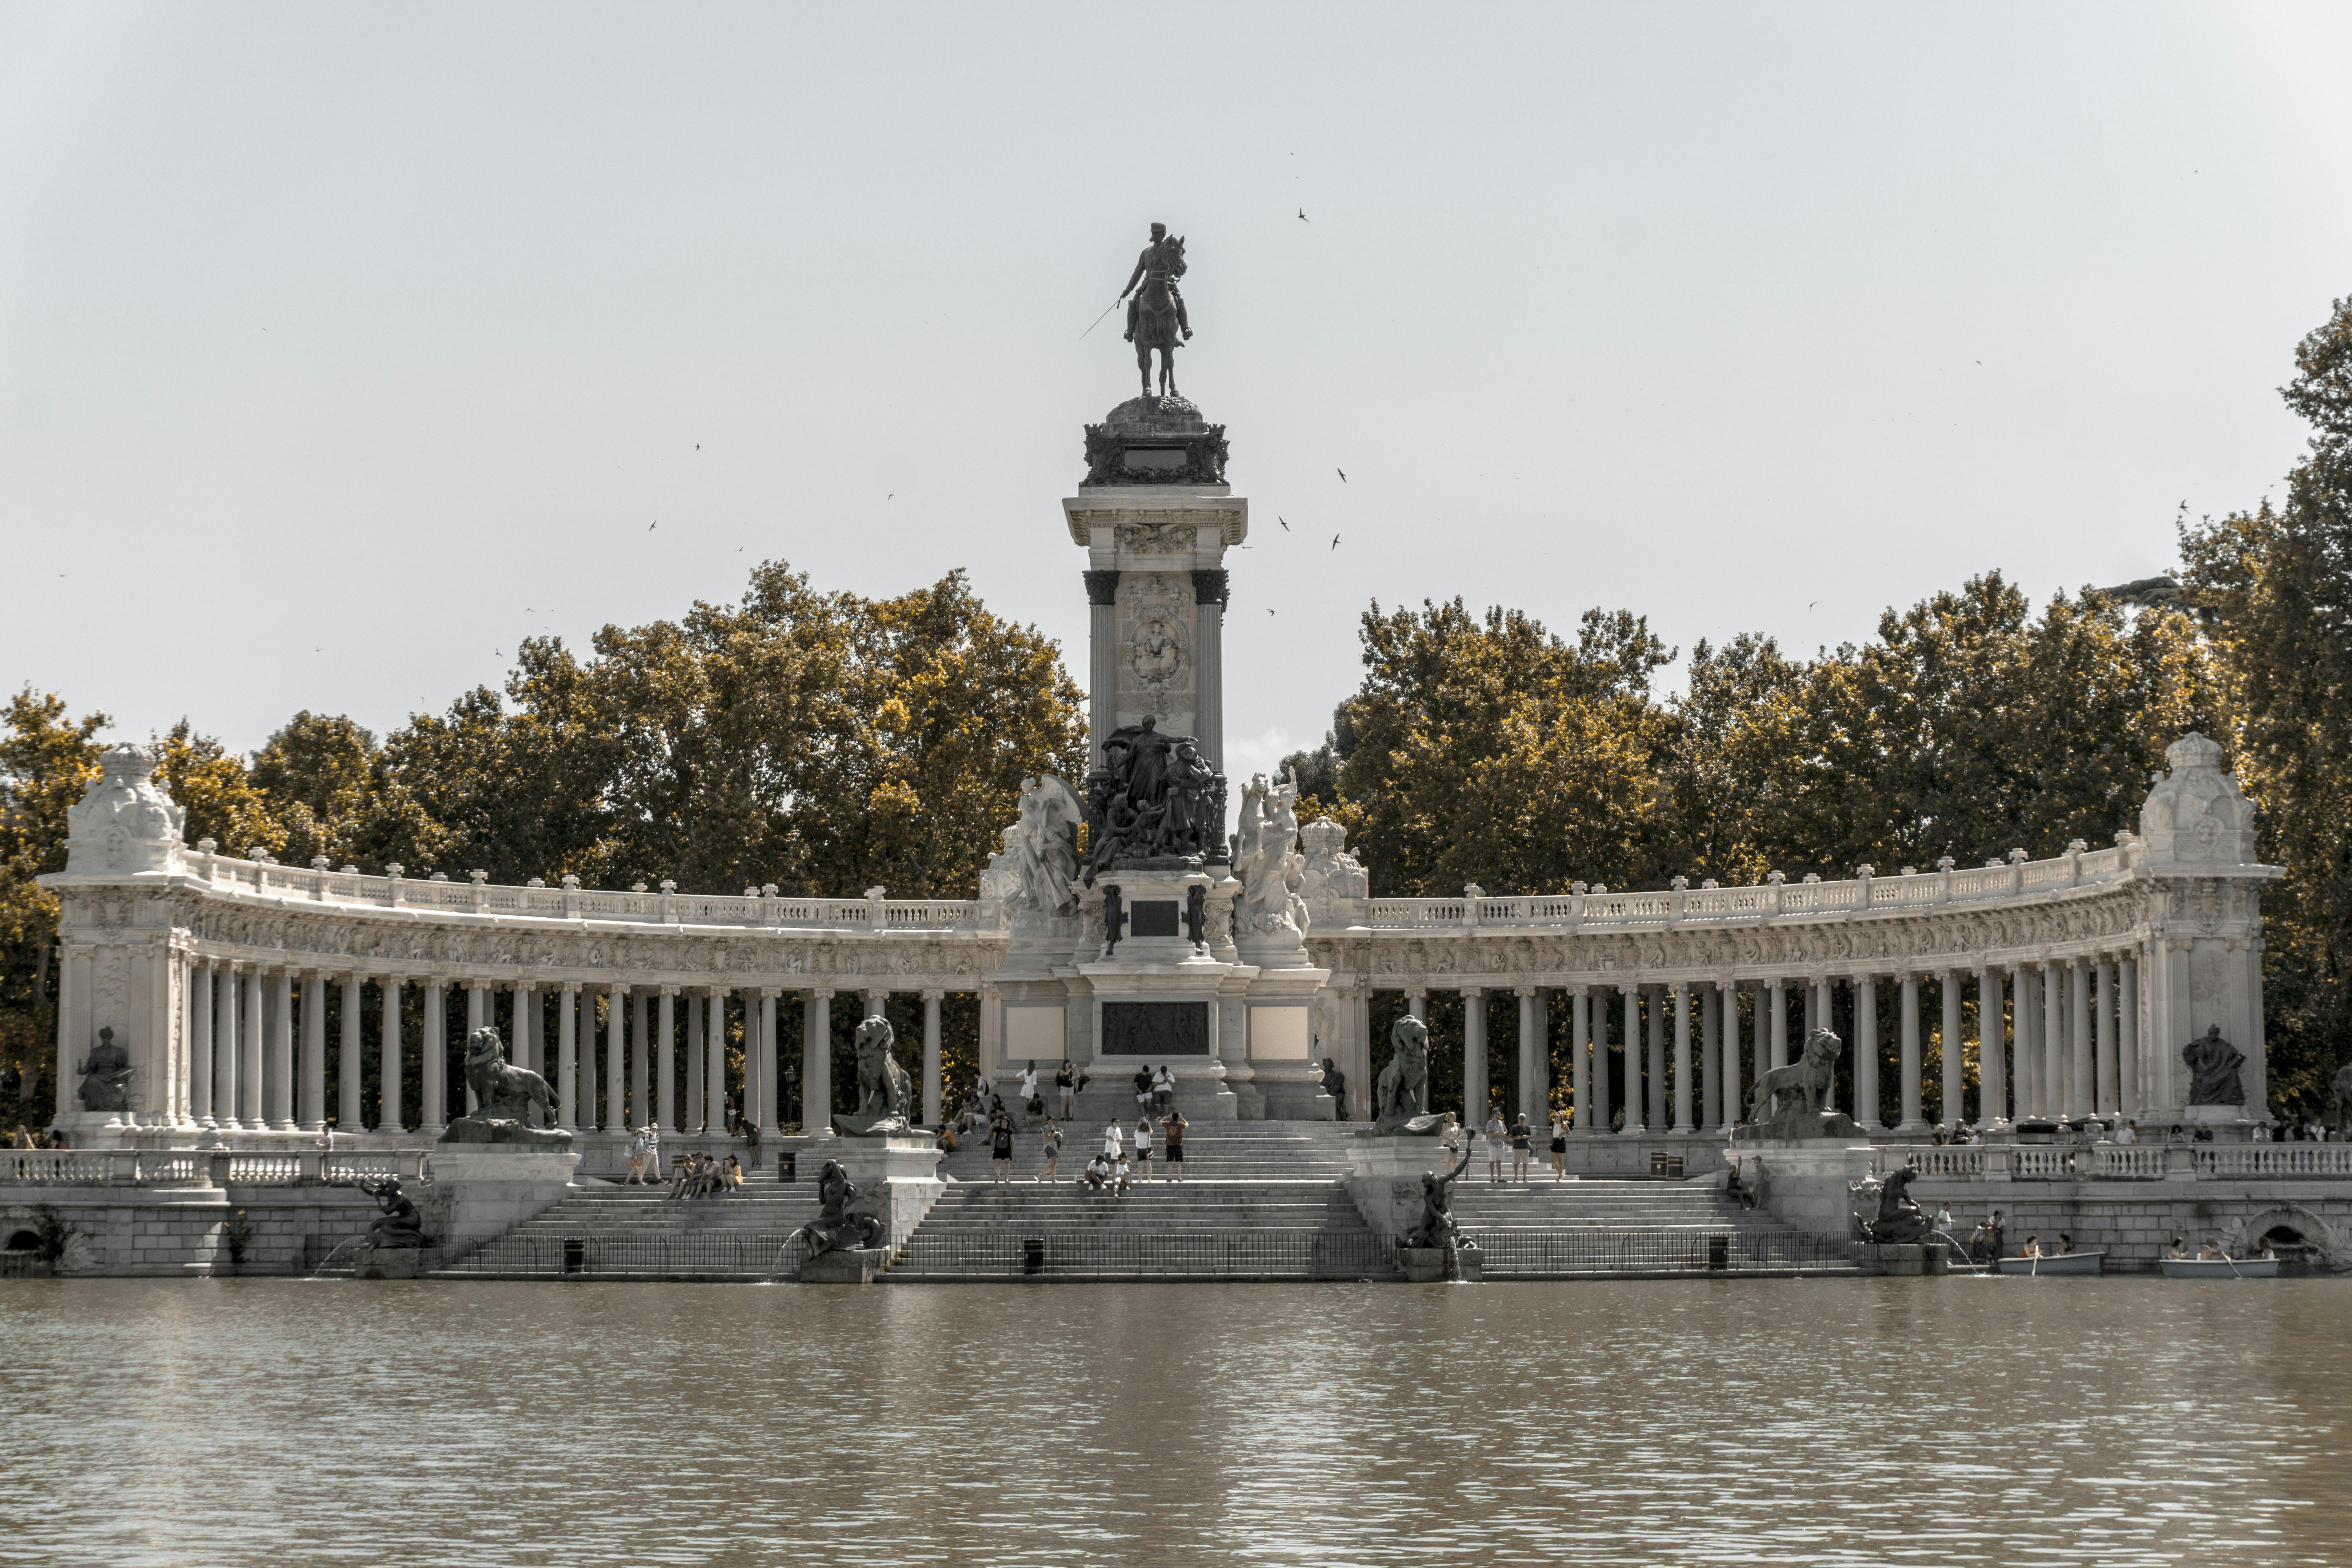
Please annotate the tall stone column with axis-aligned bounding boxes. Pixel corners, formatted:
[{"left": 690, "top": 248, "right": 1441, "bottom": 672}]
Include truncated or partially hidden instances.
[
  {"left": 1939, "top": 969, "right": 1962, "bottom": 1131},
  {"left": 300, "top": 971, "right": 328, "bottom": 1131},
  {"left": 2010, "top": 962, "right": 2034, "bottom": 1120},
  {"left": 2093, "top": 960, "right": 2118, "bottom": 1118},
  {"left": 605, "top": 983, "right": 626, "bottom": 1134},
  {"left": 517, "top": 982, "right": 539, "bottom": 1074},
  {"left": 686, "top": 991, "right": 704, "bottom": 1131},
  {"left": 465, "top": 980, "right": 491, "bottom": 1114},
  {"left": 1407, "top": 991, "right": 1426, "bottom": 1022},
  {"left": 557, "top": 983, "right": 578, "bottom": 1132},
  {"left": 922, "top": 990, "right": 944, "bottom": 1127},
  {"left": 1803, "top": 981, "right": 1819, "bottom": 1043},
  {"left": 2118, "top": 956, "right": 2140, "bottom": 1117},
  {"left": 1516, "top": 987, "right": 1542, "bottom": 1121},
  {"left": 707, "top": 989, "right": 730, "bottom": 1133},
  {"left": 421, "top": 980, "right": 445, "bottom": 1133},
  {"left": 1620, "top": 985, "right": 1643, "bottom": 1134},
  {"left": 759, "top": 991, "right": 782, "bottom": 1133},
  {"left": 1767, "top": 982, "right": 1787, "bottom": 1072},
  {"left": 628, "top": 989, "right": 648, "bottom": 1131},
  {"left": 1192, "top": 570, "right": 1228, "bottom": 768},
  {"left": 1647, "top": 988, "right": 1668, "bottom": 1131},
  {"left": 267, "top": 969, "right": 296, "bottom": 1130},
  {"left": 1975, "top": 969, "right": 2004, "bottom": 1131},
  {"left": 1750, "top": 984, "right": 1769, "bottom": 1105},
  {"left": 1569, "top": 987, "right": 1593, "bottom": 1136},
  {"left": 1461, "top": 986, "right": 1486, "bottom": 1122},
  {"left": 1898, "top": 974, "right": 1924, "bottom": 1132},
  {"left": 1717, "top": 982, "right": 1740, "bottom": 1130},
  {"left": 2069, "top": 960, "right": 2093, "bottom": 1121},
  {"left": 1697, "top": 985, "right": 1717, "bottom": 1129},
  {"left": 657, "top": 987, "right": 678, "bottom": 1132},
  {"left": 804, "top": 987, "right": 833, "bottom": 1133},
  {"left": 242, "top": 967, "right": 267, "bottom": 1130},
  {"left": 378, "top": 976, "right": 403, "bottom": 1134},
  {"left": 2042, "top": 965, "right": 2064, "bottom": 1122},
  {"left": 1854, "top": 976, "right": 1880, "bottom": 1130},
  {"left": 578, "top": 989, "right": 599, "bottom": 1132},
  {"left": 1671, "top": 984, "right": 1693, "bottom": 1132},
  {"left": 214, "top": 963, "right": 241, "bottom": 1131},
  {"left": 1085, "top": 570, "right": 1120, "bottom": 771},
  {"left": 190, "top": 963, "right": 216, "bottom": 1130}
]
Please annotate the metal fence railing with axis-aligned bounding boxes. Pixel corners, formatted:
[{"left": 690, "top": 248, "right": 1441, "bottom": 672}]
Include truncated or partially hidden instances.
[
  {"left": 1472, "top": 1228, "right": 1853, "bottom": 1276},
  {"left": 446, "top": 1232, "right": 811, "bottom": 1279},
  {"left": 889, "top": 1227, "right": 1397, "bottom": 1280}
]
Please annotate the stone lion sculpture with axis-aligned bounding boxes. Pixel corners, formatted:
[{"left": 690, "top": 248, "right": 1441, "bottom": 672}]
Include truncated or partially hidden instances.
[
  {"left": 835, "top": 1016, "right": 912, "bottom": 1135},
  {"left": 794, "top": 1158, "right": 885, "bottom": 1259},
  {"left": 439, "top": 1027, "right": 571, "bottom": 1146},
  {"left": 1745, "top": 1027, "right": 1843, "bottom": 1139},
  {"left": 1374, "top": 1015, "right": 1435, "bottom": 1130}
]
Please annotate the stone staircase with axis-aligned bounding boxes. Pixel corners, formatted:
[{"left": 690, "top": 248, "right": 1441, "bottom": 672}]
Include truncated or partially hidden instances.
[
  {"left": 432, "top": 1176, "right": 818, "bottom": 1281},
  {"left": 1444, "top": 1177, "right": 1858, "bottom": 1277},
  {"left": 933, "top": 1117, "right": 1357, "bottom": 1183}
]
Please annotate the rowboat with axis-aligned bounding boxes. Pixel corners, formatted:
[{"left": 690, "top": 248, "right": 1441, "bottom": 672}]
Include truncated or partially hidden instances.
[
  {"left": 2160, "top": 1256, "right": 2279, "bottom": 1279},
  {"left": 1995, "top": 1250, "right": 2105, "bottom": 1276}
]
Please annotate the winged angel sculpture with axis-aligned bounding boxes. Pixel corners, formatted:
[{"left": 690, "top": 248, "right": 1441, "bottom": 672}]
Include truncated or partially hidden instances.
[{"left": 985, "top": 773, "right": 1084, "bottom": 917}]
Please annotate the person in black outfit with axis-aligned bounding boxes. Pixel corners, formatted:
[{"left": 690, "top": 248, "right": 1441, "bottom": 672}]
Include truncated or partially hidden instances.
[{"left": 990, "top": 1115, "right": 1015, "bottom": 1183}]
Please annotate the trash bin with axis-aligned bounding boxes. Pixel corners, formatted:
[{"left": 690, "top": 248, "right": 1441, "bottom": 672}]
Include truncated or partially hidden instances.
[
  {"left": 1708, "top": 1234, "right": 1729, "bottom": 1272},
  {"left": 1022, "top": 1237, "right": 1045, "bottom": 1275},
  {"left": 778, "top": 1152, "right": 797, "bottom": 1183},
  {"left": 563, "top": 1238, "right": 585, "bottom": 1276}
]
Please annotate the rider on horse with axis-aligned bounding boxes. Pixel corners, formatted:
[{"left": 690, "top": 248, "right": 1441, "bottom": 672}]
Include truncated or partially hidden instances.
[{"left": 1122, "top": 222, "right": 1191, "bottom": 345}]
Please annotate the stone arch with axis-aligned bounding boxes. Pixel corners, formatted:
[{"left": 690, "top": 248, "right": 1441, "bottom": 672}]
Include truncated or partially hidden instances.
[
  {"left": 3, "top": 1228, "right": 37, "bottom": 1252},
  {"left": 2219, "top": 1202, "right": 2352, "bottom": 1269}
]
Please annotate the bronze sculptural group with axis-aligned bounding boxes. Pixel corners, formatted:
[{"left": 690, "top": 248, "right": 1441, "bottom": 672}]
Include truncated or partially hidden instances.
[
  {"left": 360, "top": 1176, "right": 428, "bottom": 1250},
  {"left": 836, "top": 1017, "right": 913, "bottom": 1136},
  {"left": 1081, "top": 717, "right": 1227, "bottom": 884},
  {"left": 2183, "top": 1025, "right": 2247, "bottom": 1107},
  {"left": 1740, "top": 1028, "right": 1861, "bottom": 1140},
  {"left": 795, "top": 1158, "right": 885, "bottom": 1259},
  {"left": 75, "top": 1026, "right": 132, "bottom": 1114},
  {"left": 1860, "top": 1164, "right": 1933, "bottom": 1245},
  {"left": 1119, "top": 221, "right": 1190, "bottom": 399}
]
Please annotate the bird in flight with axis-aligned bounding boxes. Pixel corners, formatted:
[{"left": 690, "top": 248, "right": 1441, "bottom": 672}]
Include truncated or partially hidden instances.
[
  {"left": 1336, "top": 468, "right": 1347, "bottom": 482},
  {"left": 1267, "top": 607, "right": 1276, "bottom": 615},
  {"left": 648, "top": 520, "right": 658, "bottom": 531},
  {"left": 1331, "top": 534, "right": 1342, "bottom": 550},
  {"left": 1278, "top": 515, "right": 1290, "bottom": 532},
  {"left": 1298, "top": 207, "right": 1308, "bottom": 222}
]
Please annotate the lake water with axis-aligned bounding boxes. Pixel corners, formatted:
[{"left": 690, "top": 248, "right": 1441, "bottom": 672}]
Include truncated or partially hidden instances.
[{"left": 3, "top": 1277, "right": 2347, "bottom": 1566}]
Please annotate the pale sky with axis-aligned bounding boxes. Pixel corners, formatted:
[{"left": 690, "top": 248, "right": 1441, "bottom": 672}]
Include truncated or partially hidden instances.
[{"left": 7, "top": 4, "right": 2350, "bottom": 796}]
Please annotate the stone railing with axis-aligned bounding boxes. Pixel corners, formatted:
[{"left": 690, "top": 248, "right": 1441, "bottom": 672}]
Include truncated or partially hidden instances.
[
  {"left": 1873, "top": 1142, "right": 2352, "bottom": 1183},
  {"left": 1359, "top": 845, "right": 2138, "bottom": 932},
  {"left": 0, "top": 1147, "right": 431, "bottom": 1188},
  {"left": 188, "top": 851, "right": 988, "bottom": 931},
  {"left": 2196, "top": 1144, "right": 2352, "bottom": 1180}
]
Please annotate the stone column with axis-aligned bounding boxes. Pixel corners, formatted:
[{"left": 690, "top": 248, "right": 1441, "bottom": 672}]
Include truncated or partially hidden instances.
[
  {"left": 1939, "top": 969, "right": 1962, "bottom": 1131},
  {"left": 1569, "top": 987, "right": 1593, "bottom": 1136},
  {"left": 2094, "top": 960, "right": 2118, "bottom": 1119},
  {"left": 2118, "top": 956, "right": 2140, "bottom": 1118},
  {"left": 1516, "top": 987, "right": 1542, "bottom": 1121},
  {"left": 1697, "top": 985, "right": 1718, "bottom": 1129},
  {"left": 1898, "top": 974, "right": 1924, "bottom": 1132},
  {"left": 1813, "top": 979, "right": 1836, "bottom": 1112},
  {"left": 655, "top": 987, "right": 677, "bottom": 1133},
  {"left": 2069, "top": 960, "right": 2093, "bottom": 1122},
  {"left": 2010, "top": 961, "right": 2034, "bottom": 1120},
  {"left": 420, "top": 980, "right": 445, "bottom": 1133},
  {"left": 1461, "top": 986, "right": 1487, "bottom": 1122},
  {"left": 1768, "top": 982, "right": 1788, "bottom": 1071},
  {"left": 1718, "top": 982, "right": 1740, "bottom": 1130},
  {"left": 600, "top": 984, "right": 622, "bottom": 1133},
  {"left": 578, "top": 989, "right": 599, "bottom": 1132},
  {"left": 377, "top": 976, "right": 402, "bottom": 1134},
  {"left": 2042, "top": 965, "right": 2064, "bottom": 1123},
  {"left": 190, "top": 963, "right": 215, "bottom": 1130},
  {"left": 1193, "top": 569, "right": 1228, "bottom": 769},
  {"left": 685, "top": 991, "right": 704, "bottom": 1131},
  {"left": 1854, "top": 975, "right": 1880, "bottom": 1131},
  {"left": 518, "top": 982, "right": 539, "bottom": 1073},
  {"left": 625, "top": 989, "right": 645, "bottom": 1131},
  {"left": 801, "top": 990, "right": 831, "bottom": 1131},
  {"left": 556, "top": 984, "right": 578, "bottom": 1131},
  {"left": 261, "top": 968, "right": 290, "bottom": 1129},
  {"left": 1619, "top": 985, "right": 1643, "bottom": 1134},
  {"left": 465, "top": 980, "right": 491, "bottom": 1114},
  {"left": 1803, "top": 981, "right": 1819, "bottom": 1043},
  {"left": 214, "top": 964, "right": 241, "bottom": 1131},
  {"left": 1671, "top": 984, "right": 1693, "bottom": 1133},
  {"left": 708, "top": 989, "right": 730, "bottom": 1133},
  {"left": 1407, "top": 991, "right": 1426, "bottom": 1022},
  {"left": 1975, "top": 969, "right": 2004, "bottom": 1130},
  {"left": 240, "top": 967, "right": 266, "bottom": 1130},
  {"left": 758, "top": 991, "right": 782, "bottom": 1132},
  {"left": 1646, "top": 988, "right": 1666, "bottom": 1131},
  {"left": 299, "top": 971, "right": 327, "bottom": 1131},
  {"left": 1085, "top": 569, "right": 1119, "bottom": 771},
  {"left": 922, "top": 990, "right": 944, "bottom": 1126},
  {"left": 1750, "top": 982, "right": 1769, "bottom": 1109}
]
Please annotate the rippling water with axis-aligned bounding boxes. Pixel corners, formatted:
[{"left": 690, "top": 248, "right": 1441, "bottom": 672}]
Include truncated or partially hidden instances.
[{"left": 3, "top": 1276, "right": 2347, "bottom": 1566}]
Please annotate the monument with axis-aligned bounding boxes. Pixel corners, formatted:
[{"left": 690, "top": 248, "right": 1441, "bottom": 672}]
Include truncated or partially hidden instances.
[
  {"left": 983, "top": 224, "right": 1330, "bottom": 1123},
  {"left": 439, "top": 1027, "right": 570, "bottom": 1147}
]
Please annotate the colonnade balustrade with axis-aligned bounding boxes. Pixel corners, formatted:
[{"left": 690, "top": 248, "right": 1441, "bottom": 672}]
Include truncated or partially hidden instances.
[
  {"left": 1358, "top": 945, "right": 2169, "bottom": 1139},
  {"left": 174, "top": 959, "right": 967, "bottom": 1145}
]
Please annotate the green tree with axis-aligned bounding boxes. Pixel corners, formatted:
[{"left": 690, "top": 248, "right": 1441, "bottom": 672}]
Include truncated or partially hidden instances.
[
  {"left": 0, "top": 690, "right": 108, "bottom": 1128},
  {"left": 2181, "top": 294, "right": 2352, "bottom": 1114}
]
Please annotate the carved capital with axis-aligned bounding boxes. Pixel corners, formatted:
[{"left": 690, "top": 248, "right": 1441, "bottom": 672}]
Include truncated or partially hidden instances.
[
  {"left": 1083, "top": 569, "right": 1121, "bottom": 606},
  {"left": 1191, "top": 568, "right": 1230, "bottom": 608},
  {"left": 921, "top": 988, "right": 946, "bottom": 1002}
]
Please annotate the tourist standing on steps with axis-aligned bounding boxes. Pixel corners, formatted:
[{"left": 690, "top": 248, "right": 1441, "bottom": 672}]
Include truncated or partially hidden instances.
[
  {"left": 1548, "top": 1114, "right": 1569, "bottom": 1180},
  {"left": 1103, "top": 1119, "right": 1125, "bottom": 1164},
  {"left": 1508, "top": 1114, "right": 1532, "bottom": 1183},
  {"left": 1153, "top": 1065, "right": 1174, "bottom": 1114},
  {"left": 1163, "top": 1110, "right": 1187, "bottom": 1182},
  {"left": 1483, "top": 1111, "right": 1508, "bottom": 1183},
  {"left": 1018, "top": 1062, "right": 1039, "bottom": 1127},
  {"left": 991, "top": 1115, "right": 1015, "bottom": 1182},
  {"left": 1133, "top": 1065, "right": 1154, "bottom": 1113},
  {"left": 1038, "top": 1118, "right": 1063, "bottom": 1181},
  {"left": 624, "top": 1125, "right": 651, "bottom": 1184},
  {"left": 1056, "top": 1059, "right": 1076, "bottom": 1119},
  {"left": 1133, "top": 1115, "right": 1154, "bottom": 1181}
]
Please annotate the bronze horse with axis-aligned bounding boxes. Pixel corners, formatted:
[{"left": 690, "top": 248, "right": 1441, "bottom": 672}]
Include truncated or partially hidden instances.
[{"left": 1129, "top": 234, "right": 1187, "bottom": 398}]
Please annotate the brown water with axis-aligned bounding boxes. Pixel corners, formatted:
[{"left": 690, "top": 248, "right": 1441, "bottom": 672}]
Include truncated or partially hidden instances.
[{"left": 2, "top": 1277, "right": 2347, "bottom": 1566}]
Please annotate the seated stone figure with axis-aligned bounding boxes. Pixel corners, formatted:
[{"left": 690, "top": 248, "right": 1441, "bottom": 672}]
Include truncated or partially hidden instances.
[
  {"left": 1402, "top": 1142, "right": 1477, "bottom": 1251},
  {"left": 76, "top": 1027, "right": 132, "bottom": 1114},
  {"left": 361, "top": 1177, "right": 428, "bottom": 1250},
  {"left": 794, "top": 1159, "right": 884, "bottom": 1258},
  {"left": 440, "top": 1027, "right": 571, "bottom": 1146},
  {"left": 1862, "top": 1165, "right": 1933, "bottom": 1245}
]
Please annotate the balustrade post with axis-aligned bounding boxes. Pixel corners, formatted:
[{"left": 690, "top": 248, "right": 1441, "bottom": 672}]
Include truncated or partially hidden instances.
[
  {"left": 1898, "top": 974, "right": 1924, "bottom": 1132},
  {"left": 2094, "top": 959, "right": 2118, "bottom": 1120},
  {"left": 1461, "top": 986, "right": 1487, "bottom": 1122},
  {"left": 2118, "top": 956, "right": 2140, "bottom": 1119}
]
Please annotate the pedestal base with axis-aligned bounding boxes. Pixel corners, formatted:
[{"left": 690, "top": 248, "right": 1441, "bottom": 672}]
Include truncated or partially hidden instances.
[
  {"left": 1860, "top": 1241, "right": 1949, "bottom": 1277},
  {"left": 800, "top": 1246, "right": 887, "bottom": 1284},
  {"left": 350, "top": 1244, "right": 427, "bottom": 1280},
  {"left": 1398, "top": 1244, "right": 1482, "bottom": 1283},
  {"left": 1724, "top": 1138, "right": 1874, "bottom": 1239},
  {"left": 828, "top": 1135, "right": 945, "bottom": 1248}
]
